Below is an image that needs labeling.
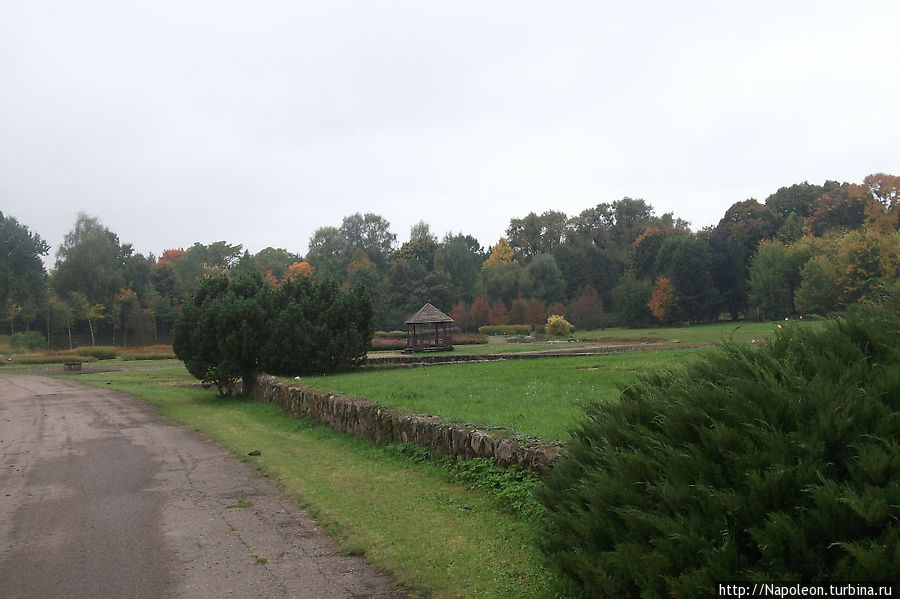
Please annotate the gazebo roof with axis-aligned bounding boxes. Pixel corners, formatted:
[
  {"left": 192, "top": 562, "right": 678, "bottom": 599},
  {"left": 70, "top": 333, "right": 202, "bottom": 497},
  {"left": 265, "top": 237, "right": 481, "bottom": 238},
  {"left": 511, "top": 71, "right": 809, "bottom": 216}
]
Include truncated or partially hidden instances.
[{"left": 405, "top": 303, "right": 454, "bottom": 325}]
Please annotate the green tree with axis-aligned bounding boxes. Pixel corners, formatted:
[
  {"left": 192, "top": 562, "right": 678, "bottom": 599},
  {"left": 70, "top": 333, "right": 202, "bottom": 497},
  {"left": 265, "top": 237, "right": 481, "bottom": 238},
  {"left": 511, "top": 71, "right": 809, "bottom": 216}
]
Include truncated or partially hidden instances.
[
  {"left": 747, "top": 240, "right": 809, "bottom": 319},
  {"left": 306, "top": 226, "right": 348, "bottom": 283},
  {"left": 52, "top": 213, "right": 126, "bottom": 309},
  {"left": 254, "top": 247, "right": 299, "bottom": 281},
  {"left": 339, "top": 212, "right": 396, "bottom": 270},
  {"left": 395, "top": 222, "right": 438, "bottom": 271},
  {"left": 0, "top": 212, "right": 49, "bottom": 334},
  {"left": 764, "top": 181, "right": 825, "bottom": 219},
  {"left": 434, "top": 233, "right": 484, "bottom": 303},
  {"left": 506, "top": 210, "right": 568, "bottom": 261},
  {"left": 173, "top": 273, "right": 268, "bottom": 395},
  {"left": 527, "top": 254, "right": 565, "bottom": 304},
  {"left": 172, "top": 241, "right": 243, "bottom": 290},
  {"left": 655, "top": 235, "right": 720, "bottom": 322},
  {"left": 709, "top": 200, "right": 779, "bottom": 318},
  {"left": 481, "top": 262, "right": 533, "bottom": 305},
  {"left": 260, "top": 277, "right": 373, "bottom": 376},
  {"left": 795, "top": 258, "right": 837, "bottom": 315},
  {"left": 611, "top": 273, "right": 654, "bottom": 327}
]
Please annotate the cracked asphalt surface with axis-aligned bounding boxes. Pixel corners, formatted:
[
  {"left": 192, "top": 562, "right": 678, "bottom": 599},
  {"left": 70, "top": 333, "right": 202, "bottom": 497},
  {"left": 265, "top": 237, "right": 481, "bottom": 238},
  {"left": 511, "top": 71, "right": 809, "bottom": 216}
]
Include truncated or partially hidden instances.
[{"left": 0, "top": 375, "right": 407, "bottom": 598}]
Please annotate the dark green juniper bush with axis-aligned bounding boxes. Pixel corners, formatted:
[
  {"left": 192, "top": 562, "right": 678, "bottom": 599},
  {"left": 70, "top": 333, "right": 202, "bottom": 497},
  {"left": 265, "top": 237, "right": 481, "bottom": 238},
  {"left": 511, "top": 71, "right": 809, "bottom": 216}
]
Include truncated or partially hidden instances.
[{"left": 538, "top": 287, "right": 900, "bottom": 597}]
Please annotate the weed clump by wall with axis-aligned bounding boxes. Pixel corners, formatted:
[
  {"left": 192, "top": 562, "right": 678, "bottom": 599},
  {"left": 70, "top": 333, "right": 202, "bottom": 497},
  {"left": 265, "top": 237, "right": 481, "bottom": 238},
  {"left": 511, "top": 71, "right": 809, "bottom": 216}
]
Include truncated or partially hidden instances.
[{"left": 537, "top": 291, "right": 899, "bottom": 597}]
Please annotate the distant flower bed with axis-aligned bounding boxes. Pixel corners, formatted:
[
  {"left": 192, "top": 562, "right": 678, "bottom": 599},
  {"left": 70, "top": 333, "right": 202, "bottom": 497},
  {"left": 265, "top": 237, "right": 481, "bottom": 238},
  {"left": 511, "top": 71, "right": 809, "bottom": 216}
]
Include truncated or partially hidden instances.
[
  {"left": 369, "top": 332, "right": 487, "bottom": 351},
  {"left": 454, "top": 333, "right": 487, "bottom": 345},
  {"left": 370, "top": 338, "right": 406, "bottom": 351}
]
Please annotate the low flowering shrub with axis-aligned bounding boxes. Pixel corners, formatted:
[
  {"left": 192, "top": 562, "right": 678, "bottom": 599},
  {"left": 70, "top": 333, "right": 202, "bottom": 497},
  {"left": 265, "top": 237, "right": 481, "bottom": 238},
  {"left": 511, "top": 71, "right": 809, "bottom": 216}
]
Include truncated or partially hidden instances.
[
  {"left": 454, "top": 333, "right": 488, "bottom": 345},
  {"left": 369, "top": 338, "right": 406, "bottom": 351},
  {"left": 545, "top": 315, "right": 574, "bottom": 337}
]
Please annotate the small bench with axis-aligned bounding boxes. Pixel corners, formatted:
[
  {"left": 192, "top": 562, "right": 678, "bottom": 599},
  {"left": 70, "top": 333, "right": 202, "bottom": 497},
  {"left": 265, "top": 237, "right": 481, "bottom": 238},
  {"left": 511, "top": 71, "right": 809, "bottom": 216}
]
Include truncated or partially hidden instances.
[{"left": 64, "top": 361, "right": 82, "bottom": 372}]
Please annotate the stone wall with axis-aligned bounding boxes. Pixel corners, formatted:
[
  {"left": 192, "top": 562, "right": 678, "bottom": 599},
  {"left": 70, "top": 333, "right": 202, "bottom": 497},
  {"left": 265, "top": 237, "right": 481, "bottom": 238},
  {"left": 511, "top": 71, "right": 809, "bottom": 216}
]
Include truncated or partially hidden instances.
[{"left": 251, "top": 375, "right": 561, "bottom": 474}]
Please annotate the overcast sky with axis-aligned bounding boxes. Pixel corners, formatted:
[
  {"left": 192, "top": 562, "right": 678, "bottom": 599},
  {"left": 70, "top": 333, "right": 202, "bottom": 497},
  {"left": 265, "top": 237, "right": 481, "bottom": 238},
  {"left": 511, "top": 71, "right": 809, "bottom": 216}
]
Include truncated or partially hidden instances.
[{"left": 2, "top": 0, "right": 898, "bottom": 267}]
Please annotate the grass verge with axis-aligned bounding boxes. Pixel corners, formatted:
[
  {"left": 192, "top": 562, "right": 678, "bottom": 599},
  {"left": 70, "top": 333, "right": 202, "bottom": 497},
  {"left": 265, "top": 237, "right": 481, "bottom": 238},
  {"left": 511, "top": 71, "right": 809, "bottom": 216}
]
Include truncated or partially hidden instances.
[{"left": 70, "top": 366, "right": 574, "bottom": 599}]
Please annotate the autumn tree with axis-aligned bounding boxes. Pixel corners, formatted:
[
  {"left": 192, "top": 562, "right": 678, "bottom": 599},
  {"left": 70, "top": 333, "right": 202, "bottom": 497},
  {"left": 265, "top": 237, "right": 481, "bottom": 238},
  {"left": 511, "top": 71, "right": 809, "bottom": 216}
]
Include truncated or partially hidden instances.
[
  {"left": 567, "top": 285, "right": 605, "bottom": 330},
  {"left": 509, "top": 297, "right": 530, "bottom": 325},
  {"left": 804, "top": 183, "right": 874, "bottom": 236},
  {"left": 150, "top": 249, "right": 187, "bottom": 297},
  {"left": 285, "top": 261, "right": 315, "bottom": 279},
  {"left": 631, "top": 226, "right": 689, "bottom": 281},
  {"left": 254, "top": 247, "right": 299, "bottom": 282},
  {"left": 863, "top": 173, "right": 900, "bottom": 232},
  {"left": 470, "top": 297, "right": 491, "bottom": 329},
  {"left": 488, "top": 300, "right": 509, "bottom": 325},
  {"left": 526, "top": 299, "right": 548, "bottom": 328},
  {"left": 482, "top": 238, "right": 516, "bottom": 268},
  {"left": 648, "top": 277, "right": 675, "bottom": 324},
  {"left": 764, "top": 181, "right": 825, "bottom": 220},
  {"left": 863, "top": 173, "right": 900, "bottom": 211},
  {"left": 449, "top": 301, "right": 473, "bottom": 331}
]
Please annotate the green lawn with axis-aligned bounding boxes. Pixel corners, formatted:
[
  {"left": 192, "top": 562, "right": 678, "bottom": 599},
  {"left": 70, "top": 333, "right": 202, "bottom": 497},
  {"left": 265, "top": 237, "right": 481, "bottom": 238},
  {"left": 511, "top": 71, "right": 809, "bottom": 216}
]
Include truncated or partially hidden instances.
[
  {"left": 0, "top": 357, "right": 183, "bottom": 376},
  {"left": 574, "top": 318, "right": 823, "bottom": 344},
  {"left": 295, "top": 350, "right": 698, "bottom": 441},
  {"left": 67, "top": 367, "right": 573, "bottom": 599},
  {"left": 369, "top": 318, "right": 823, "bottom": 358}
]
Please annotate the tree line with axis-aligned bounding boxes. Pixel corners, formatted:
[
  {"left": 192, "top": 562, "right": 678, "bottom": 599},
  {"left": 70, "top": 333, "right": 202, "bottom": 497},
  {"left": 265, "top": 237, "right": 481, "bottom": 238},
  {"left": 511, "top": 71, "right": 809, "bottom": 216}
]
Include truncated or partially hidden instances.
[{"left": 2, "top": 173, "right": 897, "bottom": 347}]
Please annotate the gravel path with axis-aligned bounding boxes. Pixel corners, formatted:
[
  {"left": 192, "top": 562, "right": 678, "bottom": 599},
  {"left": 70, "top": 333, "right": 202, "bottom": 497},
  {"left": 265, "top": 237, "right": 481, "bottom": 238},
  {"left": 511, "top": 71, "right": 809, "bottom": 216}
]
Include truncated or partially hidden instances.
[{"left": 0, "top": 375, "right": 406, "bottom": 599}]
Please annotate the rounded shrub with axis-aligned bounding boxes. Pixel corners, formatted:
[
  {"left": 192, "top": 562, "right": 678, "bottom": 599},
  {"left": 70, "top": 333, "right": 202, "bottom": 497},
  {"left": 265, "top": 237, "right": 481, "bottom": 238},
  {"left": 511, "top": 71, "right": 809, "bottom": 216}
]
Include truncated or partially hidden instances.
[
  {"left": 545, "top": 315, "right": 574, "bottom": 337},
  {"left": 537, "top": 295, "right": 900, "bottom": 596}
]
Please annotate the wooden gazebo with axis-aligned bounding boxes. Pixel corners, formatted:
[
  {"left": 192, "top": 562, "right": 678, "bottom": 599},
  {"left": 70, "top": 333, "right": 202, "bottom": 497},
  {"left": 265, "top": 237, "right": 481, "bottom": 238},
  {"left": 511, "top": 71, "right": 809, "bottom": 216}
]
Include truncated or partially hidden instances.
[{"left": 404, "top": 303, "right": 454, "bottom": 353}]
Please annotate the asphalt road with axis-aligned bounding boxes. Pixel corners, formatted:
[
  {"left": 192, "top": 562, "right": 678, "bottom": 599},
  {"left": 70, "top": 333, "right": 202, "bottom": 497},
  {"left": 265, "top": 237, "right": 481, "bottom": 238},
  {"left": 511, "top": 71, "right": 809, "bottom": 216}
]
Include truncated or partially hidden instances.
[{"left": 0, "top": 375, "right": 406, "bottom": 599}]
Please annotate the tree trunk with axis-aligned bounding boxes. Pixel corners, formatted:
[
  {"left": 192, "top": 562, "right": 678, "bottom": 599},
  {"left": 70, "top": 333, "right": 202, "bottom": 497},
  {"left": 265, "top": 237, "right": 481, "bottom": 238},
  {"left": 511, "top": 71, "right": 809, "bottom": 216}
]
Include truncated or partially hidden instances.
[
  {"left": 241, "top": 372, "right": 256, "bottom": 396},
  {"left": 88, "top": 319, "right": 95, "bottom": 346}
]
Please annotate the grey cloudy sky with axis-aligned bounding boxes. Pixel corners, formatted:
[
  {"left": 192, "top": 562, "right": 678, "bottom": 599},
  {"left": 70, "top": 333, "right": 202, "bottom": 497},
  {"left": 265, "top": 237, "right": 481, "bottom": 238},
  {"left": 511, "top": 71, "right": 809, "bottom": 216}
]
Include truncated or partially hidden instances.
[{"left": 2, "top": 0, "right": 898, "bottom": 265}]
